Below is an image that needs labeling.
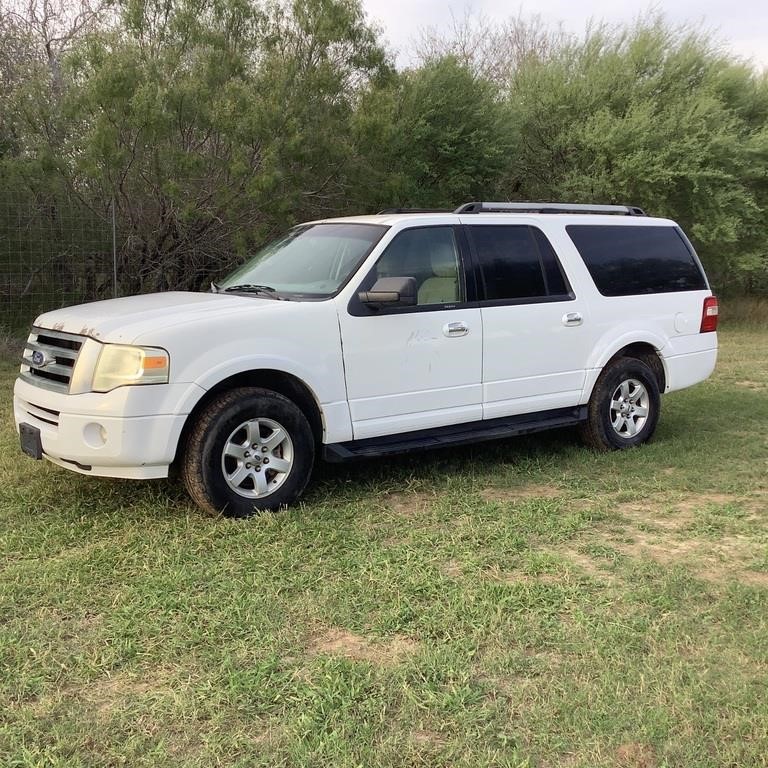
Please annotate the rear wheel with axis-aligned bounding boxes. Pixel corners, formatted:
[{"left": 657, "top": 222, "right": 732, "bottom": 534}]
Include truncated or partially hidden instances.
[
  {"left": 181, "top": 387, "right": 314, "bottom": 516},
  {"left": 580, "top": 357, "right": 661, "bottom": 451}
]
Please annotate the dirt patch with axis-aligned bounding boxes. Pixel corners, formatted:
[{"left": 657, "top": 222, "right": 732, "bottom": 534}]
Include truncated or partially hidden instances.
[
  {"left": 479, "top": 484, "right": 562, "bottom": 503},
  {"left": 441, "top": 559, "right": 463, "bottom": 578},
  {"left": 615, "top": 742, "right": 657, "bottom": 767},
  {"left": 640, "top": 536, "right": 768, "bottom": 586},
  {"left": 308, "top": 627, "right": 419, "bottom": 666},
  {"left": 732, "top": 570, "right": 768, "bottom": 587},
  {"left": 744, "top": 491, "right": 768, "bottom": 515},
  {"left": 675, "top": 493, "right": 738, "bottom": 513},
  {"left": 555, "top": 491, "right": 767, "bottom": 587},
  {"left": 383, "top": 492, "right": 434, "bottom": 517},
  {"left": 736, "top": 380, "right": 766, "bottom": 390},
  {"left": 612, "top": 501, "right": 691, "bottom": 531},
  {"left": 607, "top": 529, "right": 768, "bottom": 586},
  {"left": 615, "top": 532, "right": 696, "bottom": 564},
  {"left": 411, "top": 729, "right": 447, "bottom": 748},
  {"left": 612, "top": 492, "right": 741, "bottom": 530},
  {"left": 558, "top": 549, "right": 617, "bottom": 580},
  {"left": 80, "top": 670, "right": 174, "bottom": 715}
]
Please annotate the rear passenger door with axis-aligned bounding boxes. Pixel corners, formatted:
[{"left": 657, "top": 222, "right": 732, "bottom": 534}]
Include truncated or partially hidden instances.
[{"left": 464, "top": 223, "right": 591, "bottom": 419}]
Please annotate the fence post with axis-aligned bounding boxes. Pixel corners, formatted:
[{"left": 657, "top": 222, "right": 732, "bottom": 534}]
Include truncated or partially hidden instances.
[{"left": 111, "top": 197, "right": 117, "bottom": 299}]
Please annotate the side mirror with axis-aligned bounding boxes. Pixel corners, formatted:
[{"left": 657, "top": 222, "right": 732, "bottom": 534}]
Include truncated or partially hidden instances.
[{"left": 358, "top": 276, "right": 417, "bottom": 307}]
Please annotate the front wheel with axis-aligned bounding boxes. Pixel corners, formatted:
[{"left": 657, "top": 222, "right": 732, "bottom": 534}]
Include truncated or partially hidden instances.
[
  {"left": 181, "top": 387, "right": 315, "bottom": 516},
  {"left": 579, "top": 357, "right": 661, "bottom": 451}
]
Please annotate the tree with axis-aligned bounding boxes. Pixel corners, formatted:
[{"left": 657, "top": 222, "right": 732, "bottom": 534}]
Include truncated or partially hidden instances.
[
  {"left": 353, "top": 57, "right": 511, "bottom": 210},
  {"left": 414, "top": 9, "right": 564, "bottom": 90},
  {"left": 61, "top": 0, "right": 388, "bottom": 292},
  {"left": 501, "top": 18, "right": 768, "bottom": 291}
]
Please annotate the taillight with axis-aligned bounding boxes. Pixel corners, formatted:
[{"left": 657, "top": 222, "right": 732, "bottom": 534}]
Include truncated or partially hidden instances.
[{"left": 700, "top": 296, "right": 719, "bottom": 333}]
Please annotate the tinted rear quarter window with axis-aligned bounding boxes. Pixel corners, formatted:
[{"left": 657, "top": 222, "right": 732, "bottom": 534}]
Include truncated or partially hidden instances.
[{"left": 567, "top": 225, "right": 706, "bottom": 296}]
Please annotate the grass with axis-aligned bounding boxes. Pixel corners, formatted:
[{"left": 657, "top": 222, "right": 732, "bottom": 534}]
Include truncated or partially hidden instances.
[{"left": 1, "top": 326, "right": 767, "bottom": 767}]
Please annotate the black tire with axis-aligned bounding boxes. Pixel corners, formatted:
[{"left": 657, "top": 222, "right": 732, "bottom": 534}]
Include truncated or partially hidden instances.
[
  {"left": 579, "top": 357, "right": 661, "bottom": 451},
  {"left": 181, "top": 387, "right": 314, "bottom": 517}
]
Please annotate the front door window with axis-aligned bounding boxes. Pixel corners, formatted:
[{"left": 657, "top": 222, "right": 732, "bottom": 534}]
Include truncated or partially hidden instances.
[{"left": 371, "top": 226, "right": 463, "bottom": 307}]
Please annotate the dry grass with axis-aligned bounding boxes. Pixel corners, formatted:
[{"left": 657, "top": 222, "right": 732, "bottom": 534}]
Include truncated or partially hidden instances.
[
  {"left": 307, "top": 627, "right": 419, "bottom": 666},
  {"left": 479, "top": 483, "right": 563, "bottom": 503}
]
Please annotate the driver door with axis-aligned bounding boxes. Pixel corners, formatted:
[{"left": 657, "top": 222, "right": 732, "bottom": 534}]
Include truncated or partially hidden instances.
[{"left": 337, "top": 225, "right": 482, "bottom": 440}]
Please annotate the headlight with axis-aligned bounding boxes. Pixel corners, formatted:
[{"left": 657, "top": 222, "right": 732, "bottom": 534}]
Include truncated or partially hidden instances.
[{"left": 91, "top": 344, "right": 169, "bottom": 392}]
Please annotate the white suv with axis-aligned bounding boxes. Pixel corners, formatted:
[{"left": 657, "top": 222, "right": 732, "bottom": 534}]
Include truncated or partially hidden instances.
[{"left": 14, "top": 202, "right": 719, "bottom": 515}]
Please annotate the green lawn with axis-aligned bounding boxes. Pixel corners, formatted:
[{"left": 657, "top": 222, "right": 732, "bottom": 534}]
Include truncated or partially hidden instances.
[{"left": 1, "top": 327, "right": 766, "bottom": 767}]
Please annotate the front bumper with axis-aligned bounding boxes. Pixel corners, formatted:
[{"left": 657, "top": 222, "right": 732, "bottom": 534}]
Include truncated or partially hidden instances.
[{"left": 13, "top": 377, "right": 203, "bottom": 479}]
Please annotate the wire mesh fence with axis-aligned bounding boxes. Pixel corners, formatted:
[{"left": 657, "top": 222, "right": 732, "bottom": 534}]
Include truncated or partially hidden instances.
[{"left": 0, "top": 189, "right": 116, "bottom": 336}]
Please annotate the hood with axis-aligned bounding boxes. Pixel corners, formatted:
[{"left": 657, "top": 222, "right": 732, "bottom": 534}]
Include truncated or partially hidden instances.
[{"left": 34, "top": 291, "right": 278, "bottom": 344}]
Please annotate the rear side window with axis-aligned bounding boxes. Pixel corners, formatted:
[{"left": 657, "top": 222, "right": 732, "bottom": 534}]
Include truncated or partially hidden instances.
[
  {"left": 469, "top": 225, "right": 571, "bottom": 302},
  {"left": 567, "top": 225, "right": 707, "bottom": 296}
]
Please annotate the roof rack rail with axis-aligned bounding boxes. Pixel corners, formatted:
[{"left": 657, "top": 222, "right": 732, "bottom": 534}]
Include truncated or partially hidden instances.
[
  {"left": 454, "top": 202, "right": 647, "bottom": 216},
  {"left": 377, "top": 208, "right": 452, "bottom": 214}
]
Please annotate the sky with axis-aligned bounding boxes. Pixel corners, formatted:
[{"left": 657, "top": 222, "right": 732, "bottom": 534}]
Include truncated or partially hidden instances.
[{"left": 361, "top": 0, "right": 768, "bottom": 71}]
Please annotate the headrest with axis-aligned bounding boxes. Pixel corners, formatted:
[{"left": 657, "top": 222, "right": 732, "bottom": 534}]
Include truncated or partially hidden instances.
[{"left": 430, "top": 242, "right": 457, "bottom": 278}]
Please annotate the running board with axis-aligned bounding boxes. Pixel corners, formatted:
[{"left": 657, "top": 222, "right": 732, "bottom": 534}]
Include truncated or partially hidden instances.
[{"left": 324, "top": 406, "right": 587, "bottom": 462}]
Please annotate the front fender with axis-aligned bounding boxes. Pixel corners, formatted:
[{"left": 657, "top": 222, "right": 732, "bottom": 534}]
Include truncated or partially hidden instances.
[{"left": 194, "top": 354, "right": 326, "bottom": 402}]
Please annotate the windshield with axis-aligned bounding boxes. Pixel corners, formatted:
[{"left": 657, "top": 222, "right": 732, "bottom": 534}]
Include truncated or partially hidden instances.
[{"left": 218, "top": 223, "right": 387, "bottom": 298}]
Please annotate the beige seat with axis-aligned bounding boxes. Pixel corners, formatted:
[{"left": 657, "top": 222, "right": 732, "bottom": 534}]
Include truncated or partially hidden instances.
[{"left": 418, "top": 242, "right": 459, "bottom": 305}]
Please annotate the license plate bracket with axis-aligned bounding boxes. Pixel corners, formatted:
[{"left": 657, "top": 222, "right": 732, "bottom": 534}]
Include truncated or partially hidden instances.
[{"left": 19, "top": 422, "right": 43, "bottom": 460}]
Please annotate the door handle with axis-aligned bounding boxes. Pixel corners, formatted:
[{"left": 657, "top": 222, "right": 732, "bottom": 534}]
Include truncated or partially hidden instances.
[
  {"left": 562, "top": 312, "right": 583, "bottom": 327},
  {"left": 443, "top": 321, "right": 469, "bottom": 337}
]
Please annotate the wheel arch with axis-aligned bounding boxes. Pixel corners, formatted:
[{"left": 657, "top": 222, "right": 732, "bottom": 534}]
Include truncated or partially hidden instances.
[
  {"left": 171, "top": 369, "right": 325, "bottom": 468},
  {"left": 607, "top": 342, "right": 667, "bottom": 393},
  {"left": 582, "top": 334, "right": 669, "bottom": 405}
]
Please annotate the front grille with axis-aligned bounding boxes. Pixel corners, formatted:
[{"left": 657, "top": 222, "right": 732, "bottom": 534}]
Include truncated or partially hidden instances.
[{"left": 20, "top": 328, "right": 85, "bottom": 393}]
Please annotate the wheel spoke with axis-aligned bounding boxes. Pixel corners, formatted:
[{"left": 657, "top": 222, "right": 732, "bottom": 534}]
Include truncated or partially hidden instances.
[
  {"left": 263, "top": 427, "right": 287, "bottom": 451},
  {"left": 268, "top": 457, "right": 291, "bottom": 474},
  {"left": 625, "top": 417, "right": 638, "bottom": 436},
  {"left": 224, "top": 443, "right": 246, "bottom": 460},
  {"left": 633, "top": 405, "right": 648, "bottom": 417},
  {"left": 227, "top": 464, "right": 249, "bottom": 487},
  {"left": 612, "top": 413, "right": 624, "bottom": 431},
  {"left": 619, "top": 380, "right": 630, "bottom": 400},
  {"left": 611, "top": 399, "right": 622, "bottom": 412},
  {"left": 245, "top": 420, "right": 261, "bottom": 446},
  {"left": 253, "top": 470, "right": 269, "bottom": 496}
]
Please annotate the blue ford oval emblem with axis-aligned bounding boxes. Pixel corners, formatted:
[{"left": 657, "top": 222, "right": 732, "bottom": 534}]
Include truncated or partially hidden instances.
[{"left": 31, "top": 350, "right": 45, "bottom": 366}]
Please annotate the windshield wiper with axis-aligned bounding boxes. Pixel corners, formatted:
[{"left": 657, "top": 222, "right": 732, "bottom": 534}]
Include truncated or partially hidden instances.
[{"left": 221, "top": 284, "right": 286, "bottom": 300}]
